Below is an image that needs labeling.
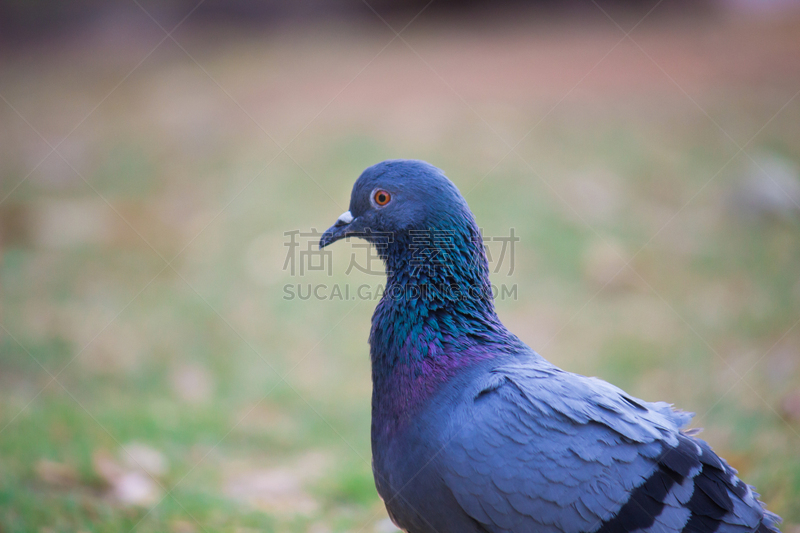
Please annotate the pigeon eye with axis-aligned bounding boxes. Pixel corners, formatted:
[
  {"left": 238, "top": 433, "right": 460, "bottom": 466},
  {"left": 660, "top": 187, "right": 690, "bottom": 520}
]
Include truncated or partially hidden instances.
[{"left": 374, "top": 190, "right": 391, "bottom": 206}]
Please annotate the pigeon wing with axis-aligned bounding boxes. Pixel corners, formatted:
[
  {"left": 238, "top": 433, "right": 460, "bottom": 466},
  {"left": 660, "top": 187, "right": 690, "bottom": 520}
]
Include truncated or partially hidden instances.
[{"left": 439, "top": 359, "right": 780, "bottom": 533}]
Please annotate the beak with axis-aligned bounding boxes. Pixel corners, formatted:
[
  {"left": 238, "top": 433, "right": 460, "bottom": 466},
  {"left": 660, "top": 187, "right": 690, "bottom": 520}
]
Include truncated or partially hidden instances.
[{"left": 319, "top": 210, "right": 354, "bottom": 248}]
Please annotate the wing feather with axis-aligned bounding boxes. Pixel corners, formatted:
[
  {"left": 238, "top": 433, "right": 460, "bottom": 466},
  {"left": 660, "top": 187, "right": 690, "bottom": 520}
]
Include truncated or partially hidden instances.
[{"left": 438, "top": 357, "right": 780, "bottom": 533}]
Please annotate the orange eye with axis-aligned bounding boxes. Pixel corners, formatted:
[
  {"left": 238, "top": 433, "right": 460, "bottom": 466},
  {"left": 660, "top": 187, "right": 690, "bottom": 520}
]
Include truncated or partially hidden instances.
[{"left": 374, "top": 189, "right": 391, "bottom": 206}]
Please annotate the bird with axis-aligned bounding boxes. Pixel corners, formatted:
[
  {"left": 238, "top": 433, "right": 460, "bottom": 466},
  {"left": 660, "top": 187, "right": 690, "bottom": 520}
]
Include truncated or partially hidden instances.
[{"left": 319, "top": 159, "right": 781, "bottom": 533}]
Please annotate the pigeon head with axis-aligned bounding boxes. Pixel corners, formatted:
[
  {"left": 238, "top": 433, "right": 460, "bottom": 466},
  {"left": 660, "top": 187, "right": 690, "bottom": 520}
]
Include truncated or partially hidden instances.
[
  {"left": 319, "top": 159, "right": 474, "bottom": 252},
  {"left": 320, "top": 160, "right": 519, "bottom": 366}
]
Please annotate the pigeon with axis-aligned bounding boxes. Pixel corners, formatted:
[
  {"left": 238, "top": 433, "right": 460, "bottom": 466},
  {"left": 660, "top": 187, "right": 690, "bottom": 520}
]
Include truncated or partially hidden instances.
[{"left": 319, "top": 160, "right": 781, "bottom": 533}]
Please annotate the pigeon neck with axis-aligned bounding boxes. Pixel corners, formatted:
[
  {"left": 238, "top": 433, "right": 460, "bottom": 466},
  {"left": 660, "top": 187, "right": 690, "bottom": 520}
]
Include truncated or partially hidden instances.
[
  {"left": 371, "top": 222, "right": 504, "bottom": 354},
  {"left": 368, "top": 220, "right": 520, "bottom": 427}
]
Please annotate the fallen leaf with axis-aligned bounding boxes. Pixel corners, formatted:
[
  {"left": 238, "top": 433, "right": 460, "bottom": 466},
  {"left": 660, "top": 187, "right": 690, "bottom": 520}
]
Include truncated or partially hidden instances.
[
  {"left": 35, "top": 459, "right": 78, "bottom": 488},
  {"left": 92, "top": 450, "right": 124, "bottom": 485},
  {"left": 170, "top": 363, "right": 214, "bottom": 404},
  {"left": 92, "top": 449, "right": 162, "bottom": 507},
  {"left": 113, "top": 470, "right": 161, "bottom": 507},
  {"left": 224, "top": 467, "right": 318, "bottom": 516},
  {"left": 223, "top": 452, "right": 330, "bottom": 517},
  {"left": 122, "top": 442, "right": 168, "bottom": 478}
]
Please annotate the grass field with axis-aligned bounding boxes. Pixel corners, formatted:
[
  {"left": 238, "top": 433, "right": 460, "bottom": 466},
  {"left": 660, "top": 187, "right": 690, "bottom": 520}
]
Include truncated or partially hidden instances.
[{"left": 1, "top": 8, "right": 800, "bottom": 532}]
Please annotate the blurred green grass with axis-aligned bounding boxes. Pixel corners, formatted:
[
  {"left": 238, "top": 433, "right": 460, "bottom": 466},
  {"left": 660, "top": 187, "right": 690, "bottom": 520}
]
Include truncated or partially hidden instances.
[{"left": 1, "top": 13, "right": 800, "bottom": 532}]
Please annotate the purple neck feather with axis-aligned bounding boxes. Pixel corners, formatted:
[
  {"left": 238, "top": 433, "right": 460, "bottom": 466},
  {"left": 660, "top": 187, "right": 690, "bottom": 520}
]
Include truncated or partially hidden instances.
[{"left": 368, "top": 223, "right": 523, "bottom": 435}]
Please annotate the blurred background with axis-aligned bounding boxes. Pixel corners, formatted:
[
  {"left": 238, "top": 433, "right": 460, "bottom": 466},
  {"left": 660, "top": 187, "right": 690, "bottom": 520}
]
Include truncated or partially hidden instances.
[{"left": 1, "top": 0, "right": 800, "bottom": 531}]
